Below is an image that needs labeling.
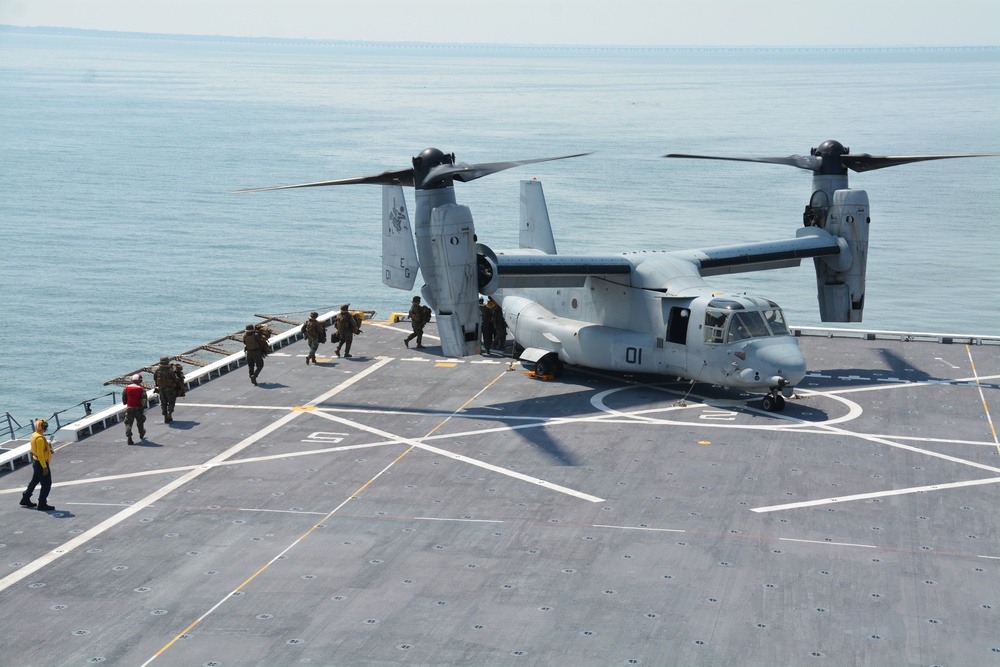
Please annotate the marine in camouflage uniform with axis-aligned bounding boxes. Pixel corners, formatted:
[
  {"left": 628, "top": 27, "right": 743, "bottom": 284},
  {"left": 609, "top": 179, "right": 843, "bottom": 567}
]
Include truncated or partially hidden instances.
[
  {"left": 243, "top": 324, "right": 266, "bottom": 385},
  {"left": 334, "top": 304, "right": 358, "bottom": 358},
  {"left": 491, "top": 299, "right": 507, "bottom": 354},
  {"left": 154, "top": 356, "right": 182, "bottom": 423},
  {"left": 479, "top": 298, "right": 495, "bottom": 355},
  {"left": 403, "top": 296, "right": 428, "bottom": 349},
  {"left": 303, "top": 312, "right": 327, "bottom": 365}
]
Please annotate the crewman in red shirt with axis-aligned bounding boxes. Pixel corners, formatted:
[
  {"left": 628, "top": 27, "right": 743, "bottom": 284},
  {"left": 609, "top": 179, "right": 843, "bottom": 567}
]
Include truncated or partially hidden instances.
[{"left": 122, "top": 373, "right": 148, "bottom": 445}]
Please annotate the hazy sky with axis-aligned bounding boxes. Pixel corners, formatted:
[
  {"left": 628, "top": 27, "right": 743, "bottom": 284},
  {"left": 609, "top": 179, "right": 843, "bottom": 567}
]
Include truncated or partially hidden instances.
[{"left": 1, "top": 0, "right": 997, "bottom": 46}]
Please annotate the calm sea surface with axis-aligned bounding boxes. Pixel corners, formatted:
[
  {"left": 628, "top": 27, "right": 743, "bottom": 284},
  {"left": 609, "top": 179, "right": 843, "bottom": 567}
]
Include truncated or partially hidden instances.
[{"left": 2, "top": 30, "right": 998, "bottom": 432}]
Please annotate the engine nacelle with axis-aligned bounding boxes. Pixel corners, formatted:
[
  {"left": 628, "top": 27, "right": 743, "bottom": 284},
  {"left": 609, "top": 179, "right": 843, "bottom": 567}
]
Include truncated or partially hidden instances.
[
  {"left": 810, "top": 189, "right": 870, "bottom": 322},
  {"left": 476, "top": 243, "right": 499, "bottom": 296},
  {"left": 415, "top": 203, "right": 481, "bottom": 356}
]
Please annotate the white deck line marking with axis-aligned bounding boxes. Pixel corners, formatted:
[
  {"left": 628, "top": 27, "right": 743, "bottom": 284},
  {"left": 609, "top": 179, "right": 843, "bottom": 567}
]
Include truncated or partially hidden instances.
[
  {"left": 0, "top": 443, "right": 403, "bottom": 495},
  {"left": 751, "top": 476, "right": 1000, "bottom": 513},
  {"left": 311, "top": 411, "right": 605, "bottom": 503},
  {"left": 367, "top": 320, "right": 441, "bottom": 343},
  {"left": 180, "top": 402, "right": 297, "bottom": 409},
  {"left": 0, "top": 465, "right": 201, "bottom": 492},
  {"left": 965, "top": 345, "right": 1000, "bottom": 456},
  {"left": 978, "top": 555, "right": 1000, "bottom": 560},
  {"left": 588, "top": 384, "right": 871, "bottom": 429},
  {"left": 779, "top": 538, "right": 877, "bottom": 548},
  {"left": 936, "top": 357, "right": 961, "bottom": 369},
  {"left": 0, "top": 359, "right": 394, "bottom": 594},
  {"left": 181, "top": 402, "right": 558, "bottom": 422},
  {"left": 0, "top": 415, "right": 625, "bottom": 497},
  {"left": 343, "top": 408, "right": 999, "bottom": 449},
  {"left": 592, "top": 524, "right": 686, "bottom": 533},
  {"left": 812, "top": 373, "right": 1000, "bottom": 396},
  {"left": 63, "top": 503, "right": 329, "bottom": 516},
  {"left": 820, "top": 428, "right": 1000, "bottom": 474},
  {"left": 236, "top": 507, "right": 328, "bottom": 515},
  {"left": 414, "top": 517, "right": 504, "bottom": 523},
  {"left": 8, "top": 394, "right": 997, "bottom": 498}
]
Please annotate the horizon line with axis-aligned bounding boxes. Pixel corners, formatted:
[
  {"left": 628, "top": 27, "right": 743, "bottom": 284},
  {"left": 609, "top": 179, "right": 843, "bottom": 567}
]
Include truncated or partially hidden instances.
[{"left": 2, "top": 24, "right": 997, "bottom": 51}]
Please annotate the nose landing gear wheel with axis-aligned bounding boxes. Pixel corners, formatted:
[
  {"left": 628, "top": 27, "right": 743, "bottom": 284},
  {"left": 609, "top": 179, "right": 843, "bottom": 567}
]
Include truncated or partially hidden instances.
[{"left": 761, "top": 392, "right": 786, "bottom": 412}]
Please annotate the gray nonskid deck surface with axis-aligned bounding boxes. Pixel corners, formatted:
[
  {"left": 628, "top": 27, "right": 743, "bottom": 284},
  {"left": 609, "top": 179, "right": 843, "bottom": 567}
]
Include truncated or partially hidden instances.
[{"left": 1, "top": 322, "right": 998, "bottom": 666}]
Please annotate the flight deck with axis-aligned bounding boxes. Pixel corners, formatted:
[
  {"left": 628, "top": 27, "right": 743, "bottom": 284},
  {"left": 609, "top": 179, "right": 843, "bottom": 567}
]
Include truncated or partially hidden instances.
[{"left": 1, "top": 319, "right": 999, "bottom": 666}]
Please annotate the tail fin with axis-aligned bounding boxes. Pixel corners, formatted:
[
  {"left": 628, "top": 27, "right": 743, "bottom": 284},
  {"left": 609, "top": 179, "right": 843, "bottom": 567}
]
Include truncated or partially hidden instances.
[
  {"left": 382, "top": 185, "right": 419, "bottom": 290},
  {"left": 519, "top": 180, "right": 557, "bottom": 254}
]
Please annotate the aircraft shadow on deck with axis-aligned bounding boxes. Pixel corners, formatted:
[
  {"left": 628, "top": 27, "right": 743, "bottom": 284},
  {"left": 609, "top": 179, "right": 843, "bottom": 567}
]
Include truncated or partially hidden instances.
[
  {"left": 317, "top": 362, "right": 840, "bottom": 468},
  {"left": 317, "top": 381, "right": 608, "bottom": 467},
  {"left": 807, "top": 347, "right": 980, "bottom": 390}
]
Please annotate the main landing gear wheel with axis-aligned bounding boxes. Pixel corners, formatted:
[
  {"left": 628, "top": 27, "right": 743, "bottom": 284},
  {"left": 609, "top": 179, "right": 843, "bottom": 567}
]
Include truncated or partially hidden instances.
[
  {"left": 761, "top": 392, "right": 786, "bottom": 412},
  {"left": 534, "top": 354, "right": 564, "bottom": 379}
]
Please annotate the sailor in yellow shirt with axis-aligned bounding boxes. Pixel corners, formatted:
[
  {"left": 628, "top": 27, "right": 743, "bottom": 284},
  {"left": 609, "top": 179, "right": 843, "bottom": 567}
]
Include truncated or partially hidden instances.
[{"left": 20, "top": 418, "right": 55, "bottom": 511}]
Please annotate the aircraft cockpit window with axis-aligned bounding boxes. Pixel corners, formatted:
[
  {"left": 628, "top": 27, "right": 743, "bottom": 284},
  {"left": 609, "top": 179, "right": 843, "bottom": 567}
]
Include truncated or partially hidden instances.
[
  {"left": 727, "top": 311, "right": 769, "bottom": 343},
  {"left": 763, "top": 308, "right": 790, "bottom": 336},
  {"left": 704, "top": 308, "right": 728, "bottom": 344}
]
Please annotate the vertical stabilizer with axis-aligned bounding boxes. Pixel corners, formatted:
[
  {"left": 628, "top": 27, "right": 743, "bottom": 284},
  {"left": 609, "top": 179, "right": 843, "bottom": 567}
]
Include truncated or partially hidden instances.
[
  {"left": 382, "top": 185, "right": 418, "bottom": 290},
  {"left": 519, "top": 180, "right": 557, "bottom": 254}
]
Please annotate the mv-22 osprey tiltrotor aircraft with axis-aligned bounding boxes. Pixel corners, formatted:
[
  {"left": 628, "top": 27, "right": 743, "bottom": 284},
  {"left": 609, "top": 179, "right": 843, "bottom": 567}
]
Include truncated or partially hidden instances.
[{"left": 237, "top": 141, "right": 995, "bottom": 411}]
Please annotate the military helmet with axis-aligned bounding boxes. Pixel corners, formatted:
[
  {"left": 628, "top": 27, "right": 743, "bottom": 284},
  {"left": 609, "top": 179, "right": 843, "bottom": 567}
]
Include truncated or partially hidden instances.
[
  {"left": 412, "top": 296, "right": 420, "bottom": 302},
  {"left": 160, "top": 356, "right": 170, "bottom": 364},
  {"left": 246, "top": 324, "right": 254, "bottom": 330},
  {"left": 310, "top": 311, "right": 319, "bottom": 318},
  {"left": 341, "top": 304, "right": 350, "bottom": 311}
]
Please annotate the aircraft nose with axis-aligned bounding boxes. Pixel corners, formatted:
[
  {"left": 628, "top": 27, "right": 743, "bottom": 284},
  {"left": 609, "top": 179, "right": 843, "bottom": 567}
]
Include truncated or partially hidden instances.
[{"left": 756, "top": 343, "right": 807, "bottom": 384}]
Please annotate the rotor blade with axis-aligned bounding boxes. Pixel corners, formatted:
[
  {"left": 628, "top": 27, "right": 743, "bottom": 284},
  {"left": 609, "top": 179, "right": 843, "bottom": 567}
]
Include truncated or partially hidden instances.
[
  {"left": 233, "top": 167, "right": 414, "bottom": 193},
  {"left": 421, "top": 152, "right": 591, "bottom": 187},
  {"left": 842, "top": 152, "right": 1000, "bottom": 173},
  {"left": 664, "top": 153, "right": 821, "bottom": 172}
]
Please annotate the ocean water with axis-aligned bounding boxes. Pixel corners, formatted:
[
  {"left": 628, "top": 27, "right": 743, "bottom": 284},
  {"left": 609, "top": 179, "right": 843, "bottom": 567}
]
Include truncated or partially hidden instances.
[{"left": 1, "top": 30, "right": 998, "bottom": 433}]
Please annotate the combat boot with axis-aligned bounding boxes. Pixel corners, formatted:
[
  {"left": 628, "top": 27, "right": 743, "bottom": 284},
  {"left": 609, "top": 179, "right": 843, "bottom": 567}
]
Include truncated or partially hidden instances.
[
  {"left": 20, "top": 494, "right": 36, "bottom": 508},
  {"left": 127, "top": 436, "right": 134, "bottom": 445},
  {"left": 139, "top": 429, "right": 146, "bottom": 439},
  {"left": 37, "top": 502, "right": 55, "bottom": 511}
]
